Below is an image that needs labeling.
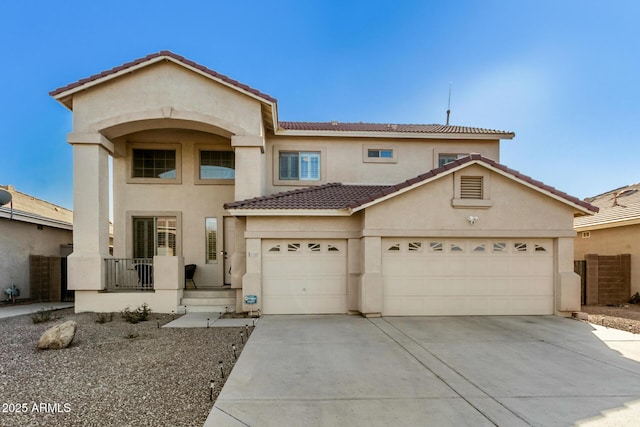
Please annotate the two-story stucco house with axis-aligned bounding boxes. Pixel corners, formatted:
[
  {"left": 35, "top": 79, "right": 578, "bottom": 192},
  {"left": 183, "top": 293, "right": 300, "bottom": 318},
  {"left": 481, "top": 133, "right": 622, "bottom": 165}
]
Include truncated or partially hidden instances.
[{"left": 50, "top": 51, "right": 596, "bottom": 317}]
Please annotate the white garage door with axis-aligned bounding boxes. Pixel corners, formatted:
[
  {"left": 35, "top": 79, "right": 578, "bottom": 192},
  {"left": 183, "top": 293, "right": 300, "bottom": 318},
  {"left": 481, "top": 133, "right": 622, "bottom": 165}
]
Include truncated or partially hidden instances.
[
  {"left": 382, "top": 238, "right": 554, "bottom": 316},
  {"left": 262, "top": 240, "right": 347, "bottom": 314}
]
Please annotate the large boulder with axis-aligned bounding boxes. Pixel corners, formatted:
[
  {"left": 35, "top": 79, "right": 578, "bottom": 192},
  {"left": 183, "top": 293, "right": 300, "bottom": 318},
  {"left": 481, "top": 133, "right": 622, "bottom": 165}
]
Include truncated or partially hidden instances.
[{"left": 37, "top": 320, "right": 77, "bottom": 350}]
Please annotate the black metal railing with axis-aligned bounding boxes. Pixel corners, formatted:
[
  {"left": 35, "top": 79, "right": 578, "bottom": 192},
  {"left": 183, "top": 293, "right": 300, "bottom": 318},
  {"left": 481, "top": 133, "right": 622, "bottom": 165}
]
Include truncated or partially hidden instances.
[{"left": 105, "top": 258, "right": 154, "bottom": 291}]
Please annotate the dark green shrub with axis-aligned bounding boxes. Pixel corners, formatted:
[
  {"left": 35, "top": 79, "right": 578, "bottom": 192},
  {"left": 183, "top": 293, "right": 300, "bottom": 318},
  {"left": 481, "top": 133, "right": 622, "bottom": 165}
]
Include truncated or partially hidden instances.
[
  {"left": 31, "top": 309, "right": 54, "bottom": 324},
  {"left": 121, "top": 303, "right": 152, "bottom": 324}
]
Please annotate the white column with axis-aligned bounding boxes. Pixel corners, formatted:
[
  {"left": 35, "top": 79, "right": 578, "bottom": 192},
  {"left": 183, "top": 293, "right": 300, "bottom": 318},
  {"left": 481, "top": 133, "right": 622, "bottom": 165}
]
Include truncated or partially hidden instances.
[{"left": 67, "top": 134, "right": 112, "bottom": 291}]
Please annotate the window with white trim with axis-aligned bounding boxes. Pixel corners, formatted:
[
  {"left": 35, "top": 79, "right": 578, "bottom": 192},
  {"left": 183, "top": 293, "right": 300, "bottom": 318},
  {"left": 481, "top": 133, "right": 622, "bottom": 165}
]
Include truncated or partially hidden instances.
[{"left": 279, "top": 152, "right": 320, "bottom": 181}]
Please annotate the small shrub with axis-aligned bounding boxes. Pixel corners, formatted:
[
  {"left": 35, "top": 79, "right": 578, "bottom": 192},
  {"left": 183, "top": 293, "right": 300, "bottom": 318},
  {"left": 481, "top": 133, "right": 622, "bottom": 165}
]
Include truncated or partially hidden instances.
[
  {"left": 121, "top": 303, "right": 152, "bottom": 324},
  {"left": 136, "top": 303, "right": 151, "bottom": 321},
  {"left": 31, "top": 309, "right": 54, "bottom": 324},
  {"left": 125, "top": 332, "right": 139, "bottom": 339},
  {"left": 95, "top": 313, "right": 114, "bottom": 324}
]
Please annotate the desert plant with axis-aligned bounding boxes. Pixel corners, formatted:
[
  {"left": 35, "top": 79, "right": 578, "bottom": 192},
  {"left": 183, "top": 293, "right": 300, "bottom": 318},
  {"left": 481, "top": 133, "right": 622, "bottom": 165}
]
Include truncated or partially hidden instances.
[
  {"left": 121, "top": 303, "right": 152, "bottom": 324},
  {"left": 31, "top": 309, "right": 54, "bottom": 324},
  {"left": 125, "top": 332, "right": 139, "bottom": 339},
  {"left": 95, "top": 313, "right": 114, "bottom": 324}
]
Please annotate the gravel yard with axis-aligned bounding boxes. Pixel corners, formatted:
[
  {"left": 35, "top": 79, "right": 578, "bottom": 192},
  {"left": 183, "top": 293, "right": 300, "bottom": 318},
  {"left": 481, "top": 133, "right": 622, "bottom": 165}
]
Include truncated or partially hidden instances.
[
  {"left": 582, "top": 304, "right": 640, "bottom": 334},
  {"left": 0, "top": 307, "right": 252, "bottom": 427}
]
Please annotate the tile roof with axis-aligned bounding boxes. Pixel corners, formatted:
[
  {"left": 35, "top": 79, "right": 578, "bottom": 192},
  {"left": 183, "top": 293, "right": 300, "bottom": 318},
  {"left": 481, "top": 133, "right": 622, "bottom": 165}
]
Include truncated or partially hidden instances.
[
  {"left": 225, "top": 183, "right": 392, "bottom": 210},
  {"left": 279, "top": 121, "right": 514, "bottom": 136},
  {"left": 225, "top": 155, "right": 597, "bottom": 213},
  {"left": 49, "top": 51, "right": 277, "bottom": 103},
  {"left": 574, "top": 182, "right": 640, "bottom": 229}
]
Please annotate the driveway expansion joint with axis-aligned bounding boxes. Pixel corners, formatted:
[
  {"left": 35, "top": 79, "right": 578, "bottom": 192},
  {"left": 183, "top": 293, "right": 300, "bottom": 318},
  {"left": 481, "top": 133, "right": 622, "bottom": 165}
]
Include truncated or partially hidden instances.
[{"left": 369, "top": 317, "right": 531, "bottom": 427}]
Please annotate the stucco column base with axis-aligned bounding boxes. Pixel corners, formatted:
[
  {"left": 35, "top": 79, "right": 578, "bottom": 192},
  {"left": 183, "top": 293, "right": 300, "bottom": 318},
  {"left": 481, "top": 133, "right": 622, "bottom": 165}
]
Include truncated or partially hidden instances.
[
  {"left": 67, "top": 253, "right": 106, "bottom": 291},
  {"left": 360, "top": 272, "right": 383, "bottom": 315},
  {"left": 556, "top": 271, "right": 581, "bottom": 316},
  {"left": 153, "top": 256, "right": 184, "bottom": 290}
]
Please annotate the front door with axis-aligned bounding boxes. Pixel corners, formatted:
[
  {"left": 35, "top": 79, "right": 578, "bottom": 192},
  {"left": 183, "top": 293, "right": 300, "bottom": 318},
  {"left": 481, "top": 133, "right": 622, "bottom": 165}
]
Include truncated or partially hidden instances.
[{"left": 223, "top": 217, "right": 235, "bottom": 285}]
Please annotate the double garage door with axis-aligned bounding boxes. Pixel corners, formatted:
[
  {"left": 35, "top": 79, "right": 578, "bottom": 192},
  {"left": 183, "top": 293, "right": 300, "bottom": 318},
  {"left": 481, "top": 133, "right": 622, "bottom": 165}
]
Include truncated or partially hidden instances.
[
  {"left": 382, "top": 238, "right": 554, "bottom": 316},
  {"left": 261, "top": 238, "right": 554, "bottom": 316}
]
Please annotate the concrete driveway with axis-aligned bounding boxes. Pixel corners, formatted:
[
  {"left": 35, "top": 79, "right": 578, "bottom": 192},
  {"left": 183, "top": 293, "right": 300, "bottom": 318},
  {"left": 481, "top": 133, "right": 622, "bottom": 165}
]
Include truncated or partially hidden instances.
[{"left": 206, "top": 315, "right": 640, "bottom": 426}]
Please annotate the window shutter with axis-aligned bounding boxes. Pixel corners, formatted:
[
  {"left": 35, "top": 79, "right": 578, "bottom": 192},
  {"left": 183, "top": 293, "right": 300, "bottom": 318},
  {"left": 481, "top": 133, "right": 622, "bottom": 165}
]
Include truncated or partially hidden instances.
[
  {"left": 460, "top": 176, "right": 483, "bottom": 199},
  {"left": 300, "top": 152, "right": 320, "bottom": 180}
]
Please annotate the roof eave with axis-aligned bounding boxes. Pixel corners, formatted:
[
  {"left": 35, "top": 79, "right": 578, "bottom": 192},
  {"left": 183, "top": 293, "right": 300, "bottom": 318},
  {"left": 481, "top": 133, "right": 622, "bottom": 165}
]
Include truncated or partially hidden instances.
[
  {"left": 574, "top": 216, "right": 640, "bottom": 232},
  {"left": 273, "top": 129, "right": 514, "bottom": 140},
  {"left": 352, "top": 158, "right": 596, "bottom": 215},
  {"left": 227, "top": 208, "right": 351, "bottom": 217},
  {"left": 50, "top": 54, "right": 278, "bottom": 127}
]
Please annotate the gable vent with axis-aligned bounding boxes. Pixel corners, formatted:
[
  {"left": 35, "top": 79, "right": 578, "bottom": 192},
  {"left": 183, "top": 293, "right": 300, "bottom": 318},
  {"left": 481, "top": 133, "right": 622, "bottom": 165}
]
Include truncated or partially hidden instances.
[{"left": 460, "top": 176, "right": 483, "bottom": 199}]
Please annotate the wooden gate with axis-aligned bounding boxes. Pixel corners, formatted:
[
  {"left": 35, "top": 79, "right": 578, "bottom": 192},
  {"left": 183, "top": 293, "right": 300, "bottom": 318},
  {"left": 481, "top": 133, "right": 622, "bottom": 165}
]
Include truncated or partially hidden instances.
[{"left": 29, "top": 255, "right": 65, "bottom": 302}]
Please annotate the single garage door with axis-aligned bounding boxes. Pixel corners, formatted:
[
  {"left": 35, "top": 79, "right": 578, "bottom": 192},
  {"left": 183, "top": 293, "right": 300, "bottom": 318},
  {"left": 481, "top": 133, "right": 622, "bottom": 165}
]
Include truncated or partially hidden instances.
[
  {"left": 262, "top": 239, "right": 347, "bottom": 314},
  {"left": 382, "top": 238, "right": 554, "bottom": 315}
]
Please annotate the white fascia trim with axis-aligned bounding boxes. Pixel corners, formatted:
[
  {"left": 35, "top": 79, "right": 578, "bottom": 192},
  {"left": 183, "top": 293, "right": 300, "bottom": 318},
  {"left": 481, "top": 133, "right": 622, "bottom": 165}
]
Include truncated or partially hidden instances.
[
  {"left": 0, "top": 209, "right": 73, "bottom": 230},
  {"left": 53, "top": 55, "right": 277, "bottom": 109},
  {"left": 574, "top": 217, "right": 640, "bottom": 232},
  {"left": 273, "top": 129, "right": 512, "bottom": 140},
  {"left": 227, "top": 208, "right": 351, "bottom": 217}
]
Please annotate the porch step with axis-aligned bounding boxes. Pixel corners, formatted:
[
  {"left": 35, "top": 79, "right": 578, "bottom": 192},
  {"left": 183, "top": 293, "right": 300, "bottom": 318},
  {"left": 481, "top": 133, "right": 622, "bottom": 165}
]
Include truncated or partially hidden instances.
[
  {"left": 180, "top": 288, "right": 236, "bottom": 314},
  {"left": 181, "top": 297, "right": 236, "bottom": 306},
  {"left": 183, "top": 289, "right": 235, "bottom": 298}
]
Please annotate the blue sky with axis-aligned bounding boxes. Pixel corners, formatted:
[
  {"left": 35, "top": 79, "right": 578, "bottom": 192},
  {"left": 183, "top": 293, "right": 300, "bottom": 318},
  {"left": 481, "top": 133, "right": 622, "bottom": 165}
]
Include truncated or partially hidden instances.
[{"left": 1, "top": 0, "right": 638, "bottom": 209}]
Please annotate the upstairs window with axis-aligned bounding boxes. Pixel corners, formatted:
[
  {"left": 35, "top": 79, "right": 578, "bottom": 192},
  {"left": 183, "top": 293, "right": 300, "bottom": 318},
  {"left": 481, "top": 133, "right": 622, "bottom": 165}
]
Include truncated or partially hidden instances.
[
  {"left": 367, "top": 149, "right": 393, "bottom": 159},
  {"left": 279, "top": 151, "right": 320, "bottom": 181},
  {"left": 133, "top": 149, "right": 176, "bottom": 179},
  {"left": 438, "top": 153, "right": 467, "bottom": 167},
  {"left": 200, "top": 151, "right": 235, "bottom": 180}
]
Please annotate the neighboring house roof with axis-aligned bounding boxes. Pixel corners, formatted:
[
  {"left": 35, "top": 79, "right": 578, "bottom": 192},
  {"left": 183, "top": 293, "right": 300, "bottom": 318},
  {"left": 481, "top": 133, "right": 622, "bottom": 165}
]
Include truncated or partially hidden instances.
[
  {"left": 278, "top": 122, "right": 515, "bottom": 138},
  {"left": 574, "top": 182, "right": 640, "bottom": 231},
  {"left": 0, "top": 185, "right": 73, "bottom": 230},
  {"left": 50, "top": 51, "right": 514, "bottom": 141},
  {"left": 225, "top": 154, "right": 597, "bottom": 216}
]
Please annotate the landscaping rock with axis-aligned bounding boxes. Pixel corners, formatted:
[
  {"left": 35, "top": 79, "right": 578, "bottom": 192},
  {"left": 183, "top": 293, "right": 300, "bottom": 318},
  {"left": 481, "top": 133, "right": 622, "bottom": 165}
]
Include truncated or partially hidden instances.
[{"left": 37, "top": 320, "right": 77, "bottom": 349}]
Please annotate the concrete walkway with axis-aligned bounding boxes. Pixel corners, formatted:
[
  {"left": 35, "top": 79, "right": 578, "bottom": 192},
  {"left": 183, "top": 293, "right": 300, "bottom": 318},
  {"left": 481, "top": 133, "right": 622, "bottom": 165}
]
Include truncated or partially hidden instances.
[
  {"left": 206, "top": 315, "right": 640, "bottom": 426},
  {"left": 0, "top": 302, "right": 74, "bottom": 319}
]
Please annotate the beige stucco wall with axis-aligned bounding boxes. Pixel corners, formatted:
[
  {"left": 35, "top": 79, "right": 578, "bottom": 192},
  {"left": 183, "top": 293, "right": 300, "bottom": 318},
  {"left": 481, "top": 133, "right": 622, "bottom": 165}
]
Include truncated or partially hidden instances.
[
  {"left": 574, "top": 224, "right": 639, "bottom": 295},
  {"left": 364, "top": 165, "right": 575, "bottom": 236},
  {"left": 71, "top": 61, "right": 264, "bottom": 138},
  {"left": 112, "top": 129, "right": 236, "bottom": 287},
  {"left": 265, "top": 137, "right": 500, "bottom": 194},
  {"left": 0, "top": 219, "right": 72, "bottom": 299}
]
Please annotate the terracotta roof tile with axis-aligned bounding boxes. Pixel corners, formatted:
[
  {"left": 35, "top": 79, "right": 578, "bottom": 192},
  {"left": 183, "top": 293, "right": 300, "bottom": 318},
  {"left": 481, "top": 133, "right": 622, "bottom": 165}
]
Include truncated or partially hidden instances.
[
  {"left": 279, "top": 121, "right": 514, "bottom": 136},
  {"left": 49, "top": 51, "right": 277, "bottom": 103},
  {"left": 225, "top": 155, "right": 597, "bottom": 213}
]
